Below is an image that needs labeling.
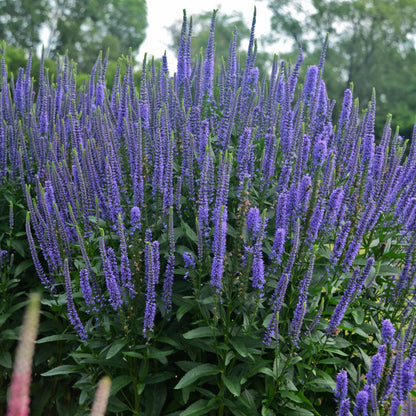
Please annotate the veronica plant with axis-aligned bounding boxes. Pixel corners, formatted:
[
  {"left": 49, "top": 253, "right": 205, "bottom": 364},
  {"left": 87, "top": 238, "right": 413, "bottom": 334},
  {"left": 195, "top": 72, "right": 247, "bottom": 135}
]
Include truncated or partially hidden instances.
[{"left": 1, "top": 7, "right": 416, "bottom": 415}]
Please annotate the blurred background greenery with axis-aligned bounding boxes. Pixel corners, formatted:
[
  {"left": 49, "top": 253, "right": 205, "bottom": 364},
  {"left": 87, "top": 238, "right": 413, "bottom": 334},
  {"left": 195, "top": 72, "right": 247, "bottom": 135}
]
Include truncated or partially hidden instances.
[{"left": 1, "top": 0, "right": 416, "bottom": 138}]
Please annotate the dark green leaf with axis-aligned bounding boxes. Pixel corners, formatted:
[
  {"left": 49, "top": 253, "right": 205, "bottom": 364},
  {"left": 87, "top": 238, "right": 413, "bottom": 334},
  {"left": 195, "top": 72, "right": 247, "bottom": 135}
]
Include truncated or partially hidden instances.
[
  {"left": 183, "top": 326, "right": 221, "bottom": 339},
  {"left": 37, "top": 334, "right": 77, "bottom": 344},
  {"left": 222, "top": 374, "right": 241, "bottom": 396},
  {"left": 280, "top": 391, "right": 303, "bottom": 404},
  {"left": 110, "top": 375, "right": 133, "bottom": 396},
  {"left": 177, "top": 302, "right": 194, "bottom": 322},
  {"left": 284, "top": 408, "right": 315, "bottom": 416},
  {"left": 351, "top": 307, "right": 365, "bottom": 325},
  {"left": 106, "top": 395, "right": 131, "bottom": 413},
  {"left": 145, "top": 371, "right": 176, "bottom": 385},
  {"left": 319, "top": 357, "right": 346, "bottom": 365},
  {"left": 181, "top": 220, "right": 197, "bottom": 243},
  {"left": 106, "top": 339, "right": 128, "bottom": 359},
  {"left": 0, "top": 350, "right": 12, "bottom": 368},
  {"left": 378, "top": 264, "right": 401, "bottom": 276},
  {"left": 147, "top": 347, "right": 175, "bottom": 364},
  {"left": 123, "top": 351, "right": 143, "bottom": 359},
  {"left": 14, "top": 259, "right": 33, "bottom": 277},
  {"left": 230, "top": 336, "right": 250, "bottom": 358},
  {"left": 179, "top": 399, "right": 217, "bottom": 416},
  {"left": 11, "top": 240, "right": 26, "bottom": 257},
  {"left": 41, "top": 365, "right": 80, "bottom": 376},
  {"left": 174, "top": 363, "right": 219, "bottom": 389},
  {"left": 307, "top": 377, "right": 336, "bottom": 393}
]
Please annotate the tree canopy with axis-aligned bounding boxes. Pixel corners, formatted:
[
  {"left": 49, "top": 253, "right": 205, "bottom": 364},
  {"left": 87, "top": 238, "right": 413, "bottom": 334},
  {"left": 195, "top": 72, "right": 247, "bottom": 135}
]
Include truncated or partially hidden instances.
[
  {"left": 167, "top": 9, "right": 270, "bottom": 77},
  {"left": 0, "top": 0, "right": 147, "bottom": 71},
  {"left": 267, "top": 0, "right": 416, "bottom": 138}
]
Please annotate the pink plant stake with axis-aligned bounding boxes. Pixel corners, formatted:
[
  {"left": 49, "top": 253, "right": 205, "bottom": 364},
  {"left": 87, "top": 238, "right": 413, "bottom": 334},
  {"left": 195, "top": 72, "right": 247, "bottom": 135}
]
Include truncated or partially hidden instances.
[{"left": 6, "top": 293, "right": 41, "bottom": 416}]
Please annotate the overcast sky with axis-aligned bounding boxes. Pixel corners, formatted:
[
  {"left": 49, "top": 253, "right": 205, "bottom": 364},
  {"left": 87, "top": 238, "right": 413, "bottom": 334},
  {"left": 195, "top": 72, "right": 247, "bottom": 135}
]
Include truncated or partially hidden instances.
[{"left": 139, "top": 0, "right": 289, "bottom": 67}]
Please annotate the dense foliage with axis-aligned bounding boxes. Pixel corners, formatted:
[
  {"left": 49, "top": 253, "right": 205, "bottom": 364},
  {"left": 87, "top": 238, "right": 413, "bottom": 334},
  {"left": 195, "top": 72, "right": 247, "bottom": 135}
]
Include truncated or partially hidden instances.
[{"left": 1, "top": 8, "right": 416, "bottom": 416}]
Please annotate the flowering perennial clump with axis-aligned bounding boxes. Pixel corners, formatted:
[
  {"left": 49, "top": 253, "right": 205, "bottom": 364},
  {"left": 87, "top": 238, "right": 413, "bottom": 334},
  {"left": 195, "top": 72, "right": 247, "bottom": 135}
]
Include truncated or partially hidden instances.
[{"left": 1, "top": 8, "right": 416, "bottom": 415}]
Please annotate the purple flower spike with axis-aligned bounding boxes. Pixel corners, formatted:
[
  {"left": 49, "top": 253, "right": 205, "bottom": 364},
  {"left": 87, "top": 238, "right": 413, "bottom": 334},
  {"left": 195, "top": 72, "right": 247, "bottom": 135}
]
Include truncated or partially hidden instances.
[
  {"left": 202, "top": 10, "right": 217, "bottom": 99},
  {"left": 252, "top": 250, "right": 265, "bottom": 290},
  {"left": 211, "top": 206, "right": 227, "bottom": 292},
  {"left": 334, "top": 369, "right": 348, "bottom": 402},
  {"left": 143, "top": 231, "right": 160, "bottom": 339},
  {"left": 353, "top": 389, "right": 369, "bottom": 416},
  {"left": 337, "top": 398, "right": 351, "bottom": 416},
  {"left": 402, "top": 357, "right": 416, "bottom": 395},
  {"left": 63, "top": 259, "right": 87, "bottom": 340},
  {"left": 303, "top": 65, "right": 319, "bottom": 104},
  {"left": 381, "top": 319, "right": 395, "bottom": 345},
  {"left": 99, "top": 239, "right": 122, "bottom": 311},
  {"left": 367, "top": 352, "right": 386, "bottom": 386},
  {"left": 79, "top": 268, "right": 96, "bottom": 314},
  {"left": 183, "top": 251, "right": 195, "bottom": 280},
  {"left": 130, "top": 206, "right": 141, "bottom": 233},
  {"left": 246, "top": 207, "right": 261, "bottom": 240}
]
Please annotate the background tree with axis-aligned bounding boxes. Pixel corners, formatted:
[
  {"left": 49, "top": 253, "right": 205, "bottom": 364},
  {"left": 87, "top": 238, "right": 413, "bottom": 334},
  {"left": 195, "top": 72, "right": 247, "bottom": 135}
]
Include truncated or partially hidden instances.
[
  {"left": 0, "top": 0, "right": 49, "bottom": 49},
  {"left": 46, "top": 0, "right": 147, "bottom": 70},
  {"left": 167, "top": 9, "right": 270, "bottom": 76},
  {"left": 267, "top": 0, "right": 416, "bottom": 138},
  {"left": 0, "top": 0, "right": 147, "bottom": 72}
]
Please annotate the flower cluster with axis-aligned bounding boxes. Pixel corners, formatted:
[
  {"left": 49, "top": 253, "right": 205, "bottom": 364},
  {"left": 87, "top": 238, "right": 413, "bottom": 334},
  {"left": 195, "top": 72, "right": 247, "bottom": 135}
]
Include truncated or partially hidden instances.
[{"left": 334, "top": 320, "right": 416, "bottom": 416}]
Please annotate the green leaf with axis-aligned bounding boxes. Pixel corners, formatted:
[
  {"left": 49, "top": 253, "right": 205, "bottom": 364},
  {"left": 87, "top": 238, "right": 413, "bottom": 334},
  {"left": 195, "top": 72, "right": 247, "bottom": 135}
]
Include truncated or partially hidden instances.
[
  {"left": 14, "top": 259, "right": 33, "bottom": 277},
  {"left": 11, "top": 240, "right": 26, "bottom": 257},
  {"left": 378, "top": 264, "right": 401, "bottom": 276},
  {"left": 225, "top": 351, "right": 235, "bottom": 366},
  {"left": 323, "top": 347, "right": 349, "bottom": 356},
  {"left": 183, "top": 326, "right": 222, "bottom": 339},
  {"left": 145, "top": 371, "right": 175, "bottom": 385},
  {"left": 1, "top": 329, "right": 19, "bottom": 341},
  {"left": 326, "top": 337, "right": 351, "bottom": 349},
  {"left": 106, "top": 395, "right": 130, "bottom": 412},
  {"left": 179, "top": 399, "right": 216, "bottom": 416},
  {"left": 147, "top": 347, "right": 175, "bottom": 364},
  {"left": 280, "top": 391, "right": 303, "bottom": 404},
  {"left": 285, "top": 408, "right": 315, "bottom": 416},
  {"left": 0, "top": 313, "right": 11, "bottom": 328},
  {"left": 143, "top": 383, "right": 167, "bottom": 416},
  {"left": 175, "top": 361, "right": 200, "bottom": 372},
  {"left": 258, "top": 367, "right": 278, "bottom": 381},
  {"left": 355, "top": 346, "right": 372, "bottom": 369},
  {"left": 261, "top": 407, "right": 276, "bottom": 416},
  {"left": 226, "top": 224, "right": 240, "bottom": 238},
  {"left": 177, "top": 302, "right": 194, "bottom": 322},
  {"left": 8, "top": 300, "right": 30, "bottom": 315},
  {"left": 37, "top": 334, "right": 77, "bottom": 344},
  {"left": 230, "top": 336, "right": 250, "bottom": 358},
  {"left": 0, "top": 350, "right": 12, "bottom": 368},
  {"left": 308, "top": 377, "right": 336, "bottom": 393},
  {"left": 351, "top": 307, "right": 365, "bottom": 325},
  {"left": 222, "top": 374, "right": 241, "bottom": 396},
  {"left": 106, "top": 339, "right": 128, "bottom": 359},
  {"left": 319, "top": 357, "right": 346, "bottom": 365},
  {"left": 174, "top": 363, "right": 219, "bottom": 390},
  {"left": 110, "top": 375, "right": 133, "bottom": 396},
  {"left": 353, "top": 327, "right": 370, "bottom": 338},
  {"left": 41, "top": 365, "right": 80, "bottom": 376},
  {"left": 123, "top": 351, "right": 143, "bottom": 359},
  {"left": 181, "top": 220, "right": 197, "bottom": 243}
]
